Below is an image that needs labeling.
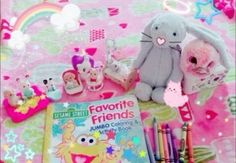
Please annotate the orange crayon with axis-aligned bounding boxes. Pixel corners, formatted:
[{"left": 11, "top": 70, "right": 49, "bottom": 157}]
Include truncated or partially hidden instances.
[{"left": 187, "top": 123, "right": 194, "bottom": 163}]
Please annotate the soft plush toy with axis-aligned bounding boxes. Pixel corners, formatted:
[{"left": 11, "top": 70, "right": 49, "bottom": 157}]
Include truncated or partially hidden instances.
[
  {"left": 181, "top": 39, "right": 228, "bottom": 94},
  {"left": 134, "top": 13, "right": 232, "bottom": 104}
]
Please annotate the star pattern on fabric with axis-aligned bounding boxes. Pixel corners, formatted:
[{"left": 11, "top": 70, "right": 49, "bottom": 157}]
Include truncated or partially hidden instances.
[
  {"left": 106, "top": 146, "right": 114, "bottom": 154},
  {"left": 106, "top": 130, "right": 115, "bottom": 140},
  {"left": 139, "top": 150, "right": 146, "bottom": 158},
  {"left": 25, "top": 149, "right": 35, "bottom": 160},
  {"left": 16, "top": 144, "right": 25, "bottom": 152},
  {"left": 4, "top": 145, "right": 21, "bottom": 162},
  {"left": 5, "top": 130, "right": 17, "bottom": 143},
  {"left": 63, "top": 102, "right": 69, "bottom": 108},
  {"left": 194, "top": 0, "right": 221, "bottom": 24},
  {"left": 93, "top": 131, "right": 101, "bottom": 139}
]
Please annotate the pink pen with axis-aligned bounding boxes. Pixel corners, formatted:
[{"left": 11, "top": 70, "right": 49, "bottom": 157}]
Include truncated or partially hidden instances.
[{"left": 162, "top": 124, "right": 169, "bottom": 163}]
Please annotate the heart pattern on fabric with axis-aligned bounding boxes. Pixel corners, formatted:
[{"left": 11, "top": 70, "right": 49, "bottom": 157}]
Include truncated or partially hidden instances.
[
  {"left": 140, "top": 111, "right": 150, "bottom": 121},
  {"left": 119, "top": 23, "right": 127, "bottom": 29},
  {"left": 3, "top": 33, "right": 11, "bottom": 39},
  {"left": 3, "top": 75, "right": 10, "bottom": 80},
  {"left": 107, "top": 8, "right": 119, "bottom": 16},
  {"left": 206, "top": 110, "right": 218, "bottom": 120},
  {"left": 100, "top": 91, "right": 115, "bottom": 99},
  {"left": 85, "top": 48, "right": 97, "bottom": 56}
]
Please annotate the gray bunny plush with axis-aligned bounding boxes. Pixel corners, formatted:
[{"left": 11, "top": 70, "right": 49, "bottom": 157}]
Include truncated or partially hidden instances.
[{"left": 134, "top": 13, "right": 232, "bottom": 104}]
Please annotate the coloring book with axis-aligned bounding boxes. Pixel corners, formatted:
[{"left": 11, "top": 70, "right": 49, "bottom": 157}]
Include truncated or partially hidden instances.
[{"left": 43, "top": 95, "right": 150, "bottom": 163}]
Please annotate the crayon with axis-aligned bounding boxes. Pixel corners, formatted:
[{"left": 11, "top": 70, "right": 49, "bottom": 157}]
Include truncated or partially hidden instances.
[
  {"left": 158, "top": 124, "right": 165, "bottom": 163},
  {"left": 187, "top": 123, "right": 194, "bottom": 163},
  {"left": 162, "top": 124, "right": 169, "bottom": 163},
  {"left": 153, "top": 118, "right": 160, "bottom": 161},
  {"left": 170, "top": 128, "right": 178, "bottom": 162},
  {"left": 144, "top": 130, "right": 156, "bottom": 163},
  {"left": 179, "top": 123, "right": 188, "bottom": 163},
  {"left": 166, "top": 124, "right": 175, "bottom": 163}
]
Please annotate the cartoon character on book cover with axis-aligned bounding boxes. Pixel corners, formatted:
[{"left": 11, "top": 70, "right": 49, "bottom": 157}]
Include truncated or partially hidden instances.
[{"left": 43, "top": 96, "right": 149, "bottom": 163}]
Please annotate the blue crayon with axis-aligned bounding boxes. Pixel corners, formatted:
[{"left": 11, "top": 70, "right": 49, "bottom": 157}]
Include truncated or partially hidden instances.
[{"left": 144, "top": 131, "right": 156, "bottom": 163}]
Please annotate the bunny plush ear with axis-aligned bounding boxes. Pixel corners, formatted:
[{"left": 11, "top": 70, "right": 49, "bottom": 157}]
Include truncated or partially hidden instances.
[{"left": 185, "top": 22, "right": 233, "bottom": 70}]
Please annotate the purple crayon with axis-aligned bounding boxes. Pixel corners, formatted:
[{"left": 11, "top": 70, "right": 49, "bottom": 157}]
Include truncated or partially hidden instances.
[
  {"left": 166, "top": 124, "right": 175, "bottom": 163},
  {"left": 170, "top": 127, "right": 178, "bottom": 163}
]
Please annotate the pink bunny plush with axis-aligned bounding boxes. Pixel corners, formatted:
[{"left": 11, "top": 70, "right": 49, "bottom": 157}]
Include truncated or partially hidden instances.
[{"left": 181, "top": 39, "right": 227, "bottom": 94}]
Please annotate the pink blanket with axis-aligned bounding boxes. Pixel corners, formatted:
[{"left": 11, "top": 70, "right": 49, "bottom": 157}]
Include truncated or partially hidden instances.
[{"left": 1, "top": 0, "right": 235, "bottom": 162}]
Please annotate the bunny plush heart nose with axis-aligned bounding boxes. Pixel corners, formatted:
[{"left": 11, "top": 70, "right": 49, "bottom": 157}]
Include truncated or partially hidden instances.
[{"left": 157, "top": 37, "right": 166, "bottom": 45}]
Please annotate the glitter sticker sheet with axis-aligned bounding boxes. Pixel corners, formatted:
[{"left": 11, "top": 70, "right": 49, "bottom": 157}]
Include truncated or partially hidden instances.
[{"left": 0, "top": 0, "right": 235, "bottom": 163}]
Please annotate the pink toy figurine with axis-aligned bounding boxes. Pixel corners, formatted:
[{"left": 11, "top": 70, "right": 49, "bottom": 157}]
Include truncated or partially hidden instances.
[
  {"left": 71, "top": 50, "right": 95, "bottom": 81},
  {"left": 62, "top": 70, "right": 83, "bottom": 95},
  {"left": 181, "top": 39, "right": 227, "bottom": 94},
  {"left": 86, "top": 65, "right": 104, "bottom": 91}
]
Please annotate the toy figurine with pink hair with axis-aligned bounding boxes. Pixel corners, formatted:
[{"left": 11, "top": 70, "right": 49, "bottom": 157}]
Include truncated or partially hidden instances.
[
  {"left": 62, "top": 69, "right": 84, "bottom": 95},
  {"left": 71, "top": 50, "right": 95, "bottom": 81}
]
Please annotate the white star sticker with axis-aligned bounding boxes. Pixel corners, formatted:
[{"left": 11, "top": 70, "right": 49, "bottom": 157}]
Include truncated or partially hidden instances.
[
  {"left": 25, "top": 149, "right": 35, "bottom": 160},
  {"left": 63, "top": 102, "right": 69, "bottom": 108}
]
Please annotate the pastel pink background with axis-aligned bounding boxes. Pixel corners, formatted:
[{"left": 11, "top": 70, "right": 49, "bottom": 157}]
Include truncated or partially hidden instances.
[{"left": 1, "top": 0, "right": 235, "bottom": 163}]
